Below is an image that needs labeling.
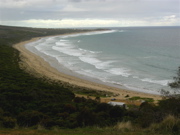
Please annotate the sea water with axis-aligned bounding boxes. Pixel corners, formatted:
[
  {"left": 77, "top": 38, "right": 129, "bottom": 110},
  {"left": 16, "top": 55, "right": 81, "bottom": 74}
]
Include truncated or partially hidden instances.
[{"left": 25, "top": 27, "right": 180, "bottom": 95}]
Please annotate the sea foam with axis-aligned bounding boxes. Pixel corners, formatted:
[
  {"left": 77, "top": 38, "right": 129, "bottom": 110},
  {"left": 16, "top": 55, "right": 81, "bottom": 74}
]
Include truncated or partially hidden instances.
[{"left": 141, "top": 78, "right": 170, "bottom": 86}]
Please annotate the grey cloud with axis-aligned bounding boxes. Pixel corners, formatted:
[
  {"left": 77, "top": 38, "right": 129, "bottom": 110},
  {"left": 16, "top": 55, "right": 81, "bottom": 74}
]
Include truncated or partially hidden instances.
[
  {"left": 68, "top": 0, "right": 107, "bottom": 2},
  {"left": 68, "top": 0, "right": 82, "bottom": 2},
  {"left": 0, "top": 0, "right": 179, "bottom": 27}
]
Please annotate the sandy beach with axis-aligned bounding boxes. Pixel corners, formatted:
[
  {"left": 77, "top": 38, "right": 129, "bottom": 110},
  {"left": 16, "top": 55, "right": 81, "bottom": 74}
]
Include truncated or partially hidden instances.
[{"left": 13, "top": 35, "right": 162, "bottom": 102}]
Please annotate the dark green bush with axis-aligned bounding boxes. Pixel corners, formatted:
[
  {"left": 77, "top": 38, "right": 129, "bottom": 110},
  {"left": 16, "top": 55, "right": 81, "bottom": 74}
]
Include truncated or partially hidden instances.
[
  {"left": 2, "top": 117, "right": 16, "bottom": 128},
  {"left": 17, "top": 110, "right": 47, "bottom": 127}
]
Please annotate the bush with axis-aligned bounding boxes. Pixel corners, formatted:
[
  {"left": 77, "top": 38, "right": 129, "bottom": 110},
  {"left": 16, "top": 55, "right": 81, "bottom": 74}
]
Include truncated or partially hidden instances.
[
  {"left": 114, "top": 121, "right": 133, "bottom": 131},
  {"left": 17, "top": 110, "right": 47, "bottom": 127},
  {"left": 109, "top": 106, "right": 124, "bottom": 119},
  {"left": 158, "top": 97, "right": 180, "bottom": 116},
  {"left": 2, "top": 117, "right": 16, "bottom": 128},
  {"left": 77, "top": 107, "right": 97, "bottom": 127},
  {"left": 149, "top": 115, "right": 180, "bottom": 134}
]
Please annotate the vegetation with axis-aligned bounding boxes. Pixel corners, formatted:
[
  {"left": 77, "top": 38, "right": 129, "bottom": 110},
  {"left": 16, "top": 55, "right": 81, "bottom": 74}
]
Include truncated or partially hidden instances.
[
  {"left": 0, "top": 25, "right": 101, "bottom": 46},
  {"left": 129, "top": 96, "right": 154, "bottom": 102},
  {"left": 0, "top": 126, "right": 168, "bottom": 135},
  {"left": 0, "top": 25, "right": 180, "bottom": 134},
  {"left": 169, "top": 67, "right": 180, "bottom": 89},
  {"left": 72, "top": 88, "right": 114, "bottom": 97}
]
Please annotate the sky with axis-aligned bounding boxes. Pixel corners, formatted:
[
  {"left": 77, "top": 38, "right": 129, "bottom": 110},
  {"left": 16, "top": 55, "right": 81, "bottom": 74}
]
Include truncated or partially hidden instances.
[{"left": 0, "top": 0, "right": 180, "bottom": 28}]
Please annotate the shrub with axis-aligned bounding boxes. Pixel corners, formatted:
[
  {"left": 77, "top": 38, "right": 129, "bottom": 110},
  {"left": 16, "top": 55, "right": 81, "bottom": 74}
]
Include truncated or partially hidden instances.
[
  {"left": 149, "top": 115, "right": 180, "bottom": 134},
  {"left": 158, "top": 97, "right": 180, "bottom": 116},
  {"left": 2, "top": 116, "right": 16, "bottom": 128},
  {"left": 77, "top": 107, "right": 97, "bottom": 127},
  {"left": 114, "top": 121, "right": 133, "bottom": 131},
  {"left": 109, "top": 106, "right": 124, "bottom": 118},
  {"left": 17, "top": 110, "right": 47, "bottom": 127}
]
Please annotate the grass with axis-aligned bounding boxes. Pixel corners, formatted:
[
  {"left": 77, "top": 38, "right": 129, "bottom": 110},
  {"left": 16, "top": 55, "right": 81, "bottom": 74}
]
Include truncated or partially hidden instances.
[
  {"left": 149, "top": 115, "right": 180, "bottom": 134},
  {"left": 72, "top": 88, "right": 114, "bottom": 97},
  {"left": 114, "top": 121, "right": 133, "bottom": 132},
  {"left": 1, "top": 120, "right": 174, "bottom": 135},
  {"left": 128, "top": 96, "right": 154, "bottom": 102},
  {"left": 0, "top": 127, "right": 164, "bottom": 135}
]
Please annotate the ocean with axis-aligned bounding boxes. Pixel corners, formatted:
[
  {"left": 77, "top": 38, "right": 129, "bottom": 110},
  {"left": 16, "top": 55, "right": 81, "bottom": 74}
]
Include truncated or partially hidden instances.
[{"left": 25, "top": 27, "right": 180, "bottom": 95}]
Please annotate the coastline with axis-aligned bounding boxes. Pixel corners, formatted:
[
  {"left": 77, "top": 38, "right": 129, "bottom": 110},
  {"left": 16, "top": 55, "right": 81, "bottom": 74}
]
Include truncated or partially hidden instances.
[{"left": 13, "top": 34, "right": 162, "bottom": 101}]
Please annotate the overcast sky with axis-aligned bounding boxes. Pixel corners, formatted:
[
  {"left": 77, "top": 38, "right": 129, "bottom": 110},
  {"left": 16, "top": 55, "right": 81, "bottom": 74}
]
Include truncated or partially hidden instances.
[{"left": 0, "top": 0, "right": 179, "bottom": 28}]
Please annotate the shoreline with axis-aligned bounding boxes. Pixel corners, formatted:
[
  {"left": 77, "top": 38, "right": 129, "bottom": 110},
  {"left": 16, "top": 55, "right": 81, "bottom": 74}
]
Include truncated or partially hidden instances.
[{"left": 13, "top": 34, "right": 162, "bottom": 101}]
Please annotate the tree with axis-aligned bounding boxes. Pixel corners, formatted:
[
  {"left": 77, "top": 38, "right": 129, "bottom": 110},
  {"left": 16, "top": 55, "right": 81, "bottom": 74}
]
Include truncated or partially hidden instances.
[{"left": 169, "top": 67, "right": 180, "bottom": 89}]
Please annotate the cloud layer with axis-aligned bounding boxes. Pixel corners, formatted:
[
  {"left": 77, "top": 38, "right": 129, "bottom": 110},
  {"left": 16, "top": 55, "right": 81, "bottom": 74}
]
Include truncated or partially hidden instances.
[{"left": 0, "top": 0, "right": 179, "bottom": 27}]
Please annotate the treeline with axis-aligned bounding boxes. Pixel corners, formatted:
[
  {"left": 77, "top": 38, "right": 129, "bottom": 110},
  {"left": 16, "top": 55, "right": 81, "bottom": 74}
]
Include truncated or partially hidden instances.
[
  {"left": 0, "top": 25, "right": 180, "bottom": 134},
  {"left": 0, "top": 25, "right": 105, "bottom": 46}
]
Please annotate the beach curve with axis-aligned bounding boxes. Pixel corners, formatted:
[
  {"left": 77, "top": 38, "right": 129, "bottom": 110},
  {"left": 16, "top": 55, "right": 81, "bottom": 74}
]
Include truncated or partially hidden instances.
[{"left": 13, "top": 34, "right": 162, "bottom": 101}]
